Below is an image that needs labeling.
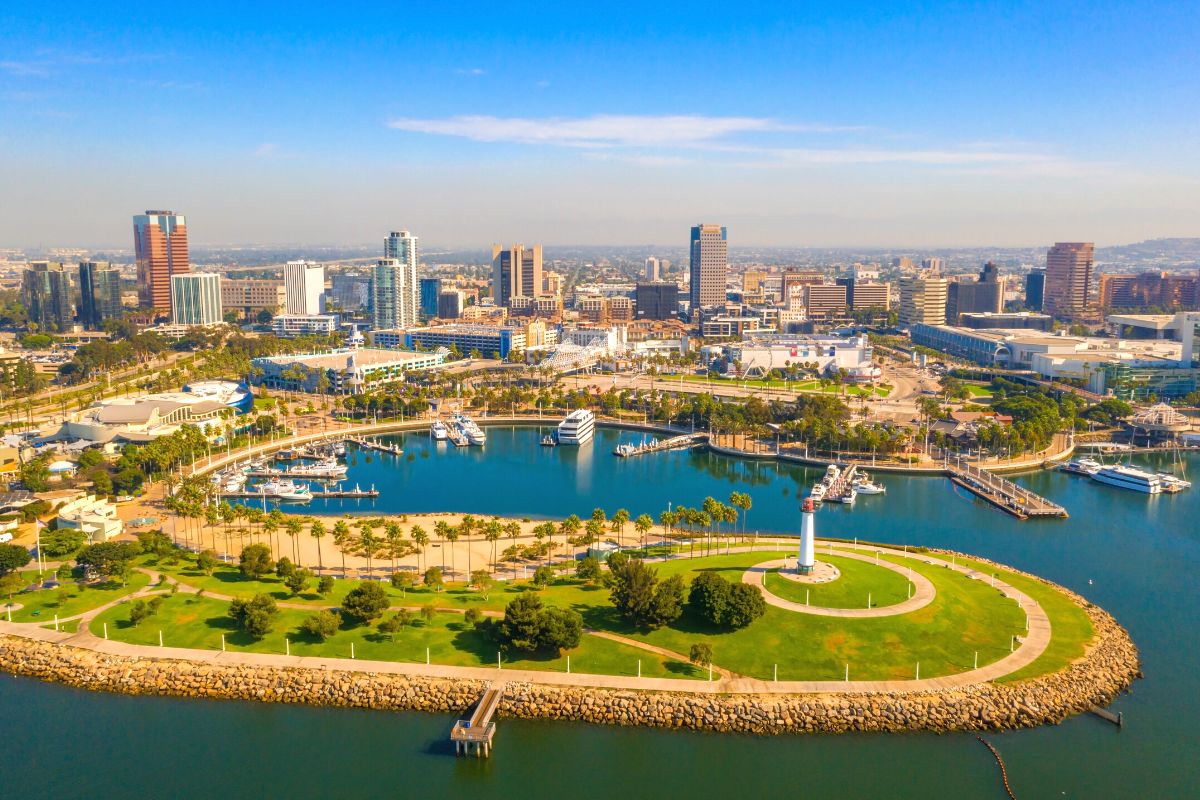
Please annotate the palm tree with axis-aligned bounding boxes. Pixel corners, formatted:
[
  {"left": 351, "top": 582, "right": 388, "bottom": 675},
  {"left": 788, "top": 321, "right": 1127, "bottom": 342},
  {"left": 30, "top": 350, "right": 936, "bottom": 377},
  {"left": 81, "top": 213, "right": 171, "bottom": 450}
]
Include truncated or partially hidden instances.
[
  {"left": 701, "top": 496, "right": 721, "bottom": 556},
  {"left": 332, "top": 519, "right": 350, "bottom": 576},
  {"left": 484, "top": 520, "right": 501, "bottom": 570},
  {"left": 310, "top": 519, "right": 327, "bottom": 571},
  {"left": 611, "top": 508, "right": 629, "bottom": 548},
  {"left": 433, "top": 520, "right": 451, "bottom": 570},
  {"left": 384, "top": 522, "right": 404, "bottom": 574},
  {"left": 729, "top": 491, "right": 752, "bottom": 542},
  {"left": 445, "top": 526, "right": 459, "bottom": 579},
  {"left": 285, "top": 517, "right": 303, "bottom": 565},
  {"left": 504, "top": 521, "right": 521, "bottom": 579},
  {"left": 658, "top": 509, "right": 678, "bottom": 552},
  {"left": 634, "top": 513, "right": 653, "bottom": 549},
  {"left": 359, "top": 525, "right": 376, "bottom": 577},
  {"left": 410, "top": 524, "right": 429, "bottom": 572},
  {"left": 267, "top": 508, "right": 285, "bottom": 560}
]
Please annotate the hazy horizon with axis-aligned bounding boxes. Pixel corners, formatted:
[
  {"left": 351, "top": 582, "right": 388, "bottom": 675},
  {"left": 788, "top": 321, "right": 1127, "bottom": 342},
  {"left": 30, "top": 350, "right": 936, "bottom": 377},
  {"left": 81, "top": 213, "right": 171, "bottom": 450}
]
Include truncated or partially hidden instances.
[{"left": 2, "top": 4, "right": 1198, "bottom": 249}]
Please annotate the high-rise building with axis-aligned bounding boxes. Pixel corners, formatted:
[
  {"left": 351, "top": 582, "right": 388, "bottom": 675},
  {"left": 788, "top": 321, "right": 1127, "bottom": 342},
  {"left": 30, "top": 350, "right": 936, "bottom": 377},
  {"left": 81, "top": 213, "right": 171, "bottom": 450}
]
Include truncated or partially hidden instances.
[
  {"left": 542, "top": 271, "right": 563, "bottom": 297},
  {"left": 22, "top": 261, "right": 74, "bottom": 331},
  {"left": 381, "top": 230, "right": 420, "bottom": 327},
  {"left": 437, "top": 290, "right": 464, "bottom": 319},
  {"left": 134, "top": 210, "right": 188, "bottom": 313},
  {"left": 491, "top": 243, "right": 542, "bottom": 307},
  {"left": 221, "top": 279, "right": 287, "bottom": 320},
  {"left": 283, "top": 260, "right": 325, "bottom": 315},
  {"left": 644, "top": 257, "right": 661, "bottom": 282},
  {"left": 419, "top": 278, "right": 441, "bottom": 318},
  {"left": 946, "top": 262, "right": 1005, "bottom": 323},
  {"left": 1025, "top": 269, "right": 1046, "bottom": 311},
  {"left": 1043, "top": 242, "right": 1095, "bottom": 317},
  {"left": 689, "top": 223, "right": 728, "bottom": 310},
  {"left": 635, "top": 282, "right": 681, "bottom": 321},
  {"left": 1098, "top": 271, "right": 1199, "bottom": 310},
  {"left": 803, "top": 284, "right": 849, "bottom": 317},
  {"left": 899, "top": 276, "right": 948, "bottom": 326},
  {"left": 170, "top": 273, "right": 222, "bottom": 326},
  {"left": 837, "top": 278, "right": 891, "bottom": 311},
  {"left": 920, "top": 257, "right": 943, "bottom": 273},
  {"left": 78, "top": 261, "right": 123, "bottom": 329},
  {"left": 330, "top": 275, "right": 371, "bottom": 311}
]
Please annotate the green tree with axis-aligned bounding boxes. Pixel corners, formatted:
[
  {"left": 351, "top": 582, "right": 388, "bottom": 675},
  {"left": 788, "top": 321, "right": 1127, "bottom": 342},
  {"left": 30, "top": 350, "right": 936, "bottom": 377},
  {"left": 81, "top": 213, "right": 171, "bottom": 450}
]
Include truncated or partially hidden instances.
[
  {"left": 532, "top": 564, "right": 555, "bottom": 588},
  {"left": 196, "top": 549, "right": 219, "bottom": 576},
  {"left": 229, "top": 593, "right": 278, "bottom": 639},
  {"left": 75, "top": 541, "right": 141, "bottom": 584},
  {"left": 37, "top": 530, "right": 85, "bottom": 559},
  {"left": 239, "top": 543, "right": 275, "bottom": 579},
  {"left": 285, "top": 568, "right": 312, "bottom": 596},
  {"left": 316, "top": 575, "right": 335, "bottom": 595},
  {"left": 575, "top": 555, "right": 601, "bottom": 582},
  {"left": 378, "top": 609, "right": 412, "bottom": 640},
  {"left": 341, "top": 581, "right": 390, "bottom": 623},
  {"left": 689, "top": 642, "right": 713, "bottom": 667},
  {"left": 607, "top": 554, "right": 685, "bottom": 629},
  {"left": 725, "top": 583, "right": 766, "bottom": 628},
  {"left": 688, "top": 571, "right": 731, "bottom": 626},
  {"left": 300, "top": 610, "right": 341, "bottom": 641},
  {"left": 423, "top": 566, "right": 444, "bottom": 591}
]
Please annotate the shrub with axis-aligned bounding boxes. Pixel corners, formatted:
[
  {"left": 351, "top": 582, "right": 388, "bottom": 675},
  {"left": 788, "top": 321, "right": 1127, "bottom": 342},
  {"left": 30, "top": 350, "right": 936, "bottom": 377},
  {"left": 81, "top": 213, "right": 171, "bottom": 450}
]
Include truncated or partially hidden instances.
[
  {"left": 316, "top": 575, "right": 335, "bottom": 595},
  {"left": 576, "top": 556, "right": 602, "bottom": 582},
  {"left": 300, "top": 610, "right": 341, "bottom": 641},
  {"left": 229, "top": 594, "right": 278, "bottom": 638},
  {"left": 495, "top": 594, "right": 582, "bottom": 653},
  {"left": 238, "top": 544, "right": 274, "bottom": 579},
  {"left": 341, "top": 581, "right": 390, "bottom": 623}
]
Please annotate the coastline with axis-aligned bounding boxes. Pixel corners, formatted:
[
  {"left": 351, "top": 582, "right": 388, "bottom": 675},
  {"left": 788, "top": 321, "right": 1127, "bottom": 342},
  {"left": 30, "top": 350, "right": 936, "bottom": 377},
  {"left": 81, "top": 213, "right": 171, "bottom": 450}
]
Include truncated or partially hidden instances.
[{"left": 0, "top": 553, "right": 1140, "bottom": 735}]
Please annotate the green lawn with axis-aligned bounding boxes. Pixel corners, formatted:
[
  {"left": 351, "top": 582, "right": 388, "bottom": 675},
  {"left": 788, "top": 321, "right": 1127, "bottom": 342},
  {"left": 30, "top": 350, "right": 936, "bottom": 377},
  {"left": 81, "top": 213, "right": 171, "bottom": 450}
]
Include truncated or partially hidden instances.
[
  {"left": 109, "top": 546, "right": 1090, "bottom": 684},
  {"left": 88, "top": 593, "right": 704, "bottom": 680},
  {"left": 921, "top": 552, "right": 1094, "bottom": 682},
  {"left": 961, "top": 384, "right": 994, "bottom": 398},
  {"left": 7, "top": 571, "right": 152, "bottom": 623},
  {"left": 762, "top": 554, "right": 913, "bottom": 609}
]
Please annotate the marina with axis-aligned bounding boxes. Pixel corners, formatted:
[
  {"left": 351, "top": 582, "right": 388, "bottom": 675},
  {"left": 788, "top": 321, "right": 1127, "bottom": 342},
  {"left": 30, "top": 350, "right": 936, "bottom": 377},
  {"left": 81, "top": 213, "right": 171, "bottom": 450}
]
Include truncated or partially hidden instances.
[
  {"left": 945, "top": 456, "right": 1069, "bottom": 520},
  {"left": 613, "top": 432, "right": 705, "bottom": 457}
]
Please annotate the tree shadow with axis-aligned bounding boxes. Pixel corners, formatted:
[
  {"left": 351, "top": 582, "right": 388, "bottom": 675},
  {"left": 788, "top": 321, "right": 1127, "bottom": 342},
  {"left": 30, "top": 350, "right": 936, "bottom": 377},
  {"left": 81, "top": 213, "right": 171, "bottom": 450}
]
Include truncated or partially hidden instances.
[{"left": 664, "top": 660, "right": 702, "bottom": 678}]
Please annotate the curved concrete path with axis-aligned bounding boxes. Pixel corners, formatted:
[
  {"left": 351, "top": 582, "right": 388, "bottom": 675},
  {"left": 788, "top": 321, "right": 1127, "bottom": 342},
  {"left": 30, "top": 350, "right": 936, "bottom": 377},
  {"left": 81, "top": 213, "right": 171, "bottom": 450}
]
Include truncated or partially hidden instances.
[
  {"left": 0, "top": 546, "right": 1053, "bottom": 695},
  {"left": 744, "top": 550, "right": 937, "bottom": 617}
]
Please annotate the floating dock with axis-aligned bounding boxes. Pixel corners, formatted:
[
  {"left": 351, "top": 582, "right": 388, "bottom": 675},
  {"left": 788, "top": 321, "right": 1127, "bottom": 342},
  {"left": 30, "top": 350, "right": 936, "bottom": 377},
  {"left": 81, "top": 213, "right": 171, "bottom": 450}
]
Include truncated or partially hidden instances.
[
  {"left": 946, "top": 458, "right": 1067, "bottom": 519},
  {"left": 451, "top": 682, "right": 504, "bottom": 757},
  {"left": 347, "top": 437, "right": 403, "bottom": 455},
  {"left": 220, "top": 486, "right": 379, "bottom": 500},
  {"left": 614, "top": 433, "right": 706, "bottom": 458}
]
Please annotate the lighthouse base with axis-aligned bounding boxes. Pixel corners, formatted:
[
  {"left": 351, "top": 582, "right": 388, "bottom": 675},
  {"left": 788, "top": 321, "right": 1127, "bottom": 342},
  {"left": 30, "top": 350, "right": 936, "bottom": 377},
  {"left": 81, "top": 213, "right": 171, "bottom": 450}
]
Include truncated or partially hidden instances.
[{"left": 778, "top": 560, "right": 841, "bottom": 584}]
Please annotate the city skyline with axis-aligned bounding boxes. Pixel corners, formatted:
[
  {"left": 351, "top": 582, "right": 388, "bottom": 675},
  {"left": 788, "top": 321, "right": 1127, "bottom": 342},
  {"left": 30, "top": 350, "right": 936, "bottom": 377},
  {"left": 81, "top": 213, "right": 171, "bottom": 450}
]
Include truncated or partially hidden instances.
[{"left": 2, "top": 3, "right": 1198, "bottom": 248}]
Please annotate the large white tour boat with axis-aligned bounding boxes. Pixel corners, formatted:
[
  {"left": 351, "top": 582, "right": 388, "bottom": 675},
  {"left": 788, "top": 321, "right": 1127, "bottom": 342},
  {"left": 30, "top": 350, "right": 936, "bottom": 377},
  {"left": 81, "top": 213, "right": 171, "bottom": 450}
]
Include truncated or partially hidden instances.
[
  {"left": 1091, "top": 465, "right": 1162, "bottom": 494},
  {"left": 557, "top": 409, "right": 595, "bottom": 445}
]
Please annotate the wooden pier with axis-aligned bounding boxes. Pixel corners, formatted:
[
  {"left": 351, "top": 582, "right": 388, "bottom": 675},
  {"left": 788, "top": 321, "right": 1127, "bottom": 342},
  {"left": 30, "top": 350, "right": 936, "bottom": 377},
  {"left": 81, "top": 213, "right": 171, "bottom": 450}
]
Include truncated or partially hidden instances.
[
  {"left": 451, "top": 682, "right": 504, "bottom": 757},
  {"left": 946, "top": 457, "right": 1067, "bottom": 520}
]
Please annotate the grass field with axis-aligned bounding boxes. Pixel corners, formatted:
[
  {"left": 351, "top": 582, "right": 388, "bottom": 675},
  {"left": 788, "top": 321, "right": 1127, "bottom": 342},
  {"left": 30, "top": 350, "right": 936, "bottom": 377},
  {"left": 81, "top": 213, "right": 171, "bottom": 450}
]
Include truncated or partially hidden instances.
[
  {"left": 673, "top": 374, "right": 891, "bottom": 398},
  {"left": 921, "top": 552, "right": 1094, "bottom": 682},
  {"left": 7, "top": 571, "right": 152, "bottom": 623},
  {"left": 71, "top": 545, "right": 1089, "bottom": 684},
  {"left": 762, "top": 554, "right": 913, "bottom": 609},
  {"left": 88, "top": 593, "right": 704, "bottom": 680}
]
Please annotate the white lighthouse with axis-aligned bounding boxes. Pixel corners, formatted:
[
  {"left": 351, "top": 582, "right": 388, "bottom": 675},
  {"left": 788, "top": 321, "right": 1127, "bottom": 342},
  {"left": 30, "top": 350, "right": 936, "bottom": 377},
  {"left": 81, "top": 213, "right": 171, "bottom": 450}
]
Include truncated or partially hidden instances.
[{"left": 798, "top": 497, "right": 816, "bottom": 575}]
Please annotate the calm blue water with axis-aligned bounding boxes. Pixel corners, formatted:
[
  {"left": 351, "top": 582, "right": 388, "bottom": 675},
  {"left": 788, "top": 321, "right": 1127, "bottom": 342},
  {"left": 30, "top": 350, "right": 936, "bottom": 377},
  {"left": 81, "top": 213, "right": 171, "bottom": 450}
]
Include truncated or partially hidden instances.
[{"left": 4, "top": 425, "right": 1197, "bottom": 798}]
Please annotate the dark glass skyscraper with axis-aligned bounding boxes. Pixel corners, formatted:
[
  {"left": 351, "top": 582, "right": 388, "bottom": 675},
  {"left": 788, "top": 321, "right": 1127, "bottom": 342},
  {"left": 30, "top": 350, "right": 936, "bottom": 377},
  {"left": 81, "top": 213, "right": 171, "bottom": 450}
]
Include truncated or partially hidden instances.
[
  {"left": 78, "top": 261, "right": 124, "bottom": 328},
  {"left": 420, "top": 277, "right": 441, "bottom": 318},
  {"left": 22, "top": 261, "right": 73, "bottom": 331}
]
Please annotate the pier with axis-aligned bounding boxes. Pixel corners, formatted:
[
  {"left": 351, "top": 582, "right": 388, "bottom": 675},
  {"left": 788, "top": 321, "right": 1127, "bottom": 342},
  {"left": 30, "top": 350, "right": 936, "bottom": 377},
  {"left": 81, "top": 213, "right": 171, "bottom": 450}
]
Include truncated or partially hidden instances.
[
  {"left": 614, "top": 432, "right": 706, "bottom": 458},
  {"left": 347, "top": 437, "right": 403, "bottom": 455},
  {"left": 451, "top": 682, "right": 504, "bottom": 757},
  {"left": 821, "top": 464, "right": 859, "bottom": 503},
  {"left": 220, "top": 486, "right": 379, "bottom": 500},
  {"left": 446, "top": 427, "right": 469, "bottom": 447},
  {"left": 946, "top": 457, "right": 1067, "bottom": 520}
]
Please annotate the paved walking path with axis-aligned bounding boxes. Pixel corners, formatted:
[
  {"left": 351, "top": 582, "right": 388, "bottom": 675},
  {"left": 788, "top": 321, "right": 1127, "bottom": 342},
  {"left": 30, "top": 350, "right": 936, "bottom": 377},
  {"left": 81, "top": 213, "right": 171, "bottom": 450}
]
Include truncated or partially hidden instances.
[
  {"left": 744, "top": 549, "right": 937, "bottom": 617},
  {"left": 0, "top": 545, "right": 1053, "bottom": 695}
]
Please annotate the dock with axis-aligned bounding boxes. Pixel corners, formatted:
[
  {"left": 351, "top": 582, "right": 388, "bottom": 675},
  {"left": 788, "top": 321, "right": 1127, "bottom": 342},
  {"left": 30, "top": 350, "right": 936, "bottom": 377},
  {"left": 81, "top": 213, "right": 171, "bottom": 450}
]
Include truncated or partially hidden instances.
[
  {"left": 347, "top": 437, "right": 403, "bottom": 455},
  {"left": 446, "top": 427, "right": 469, "bottom": 447},
  {"left": 946, "top": 457, "right": 1068, "bottom": 519},
  {"left": 821, "top": 463, "right": 859, "bottom": 503},
  {"left": 451, "top": 682, "right": 504, "bottom": 757},
  {"left": 220, "top": 486, "right": 379, "bottom": 500},
  {"left": 614, "top": 432, "right": 706, "bottom": 458}
]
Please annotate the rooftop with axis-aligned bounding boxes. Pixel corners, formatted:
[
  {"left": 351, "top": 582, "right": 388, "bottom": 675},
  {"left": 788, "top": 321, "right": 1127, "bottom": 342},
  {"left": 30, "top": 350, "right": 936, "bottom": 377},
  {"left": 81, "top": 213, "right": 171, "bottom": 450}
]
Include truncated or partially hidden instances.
[{"left": 258, "top": 348, "right": 438, "bottom": 370}]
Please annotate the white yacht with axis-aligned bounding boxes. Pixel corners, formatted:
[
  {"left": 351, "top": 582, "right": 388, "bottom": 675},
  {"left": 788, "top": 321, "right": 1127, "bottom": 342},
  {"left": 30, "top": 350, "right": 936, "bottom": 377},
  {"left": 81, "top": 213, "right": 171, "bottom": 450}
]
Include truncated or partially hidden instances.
[
  {"left": 257, "top": 479, "right": 314, "bottom": 502},
  {"left": 1059, "top": 457, "right": 1103, "bottom": 476},
  {"left": 1157, "top": 472, "right": 1191, "bottom": 491},
  {"left": 430, "top": 421, "right": 449, "bottom": 441},
  {"left": 852, "top": 473, "right": 886, "bottom": 494},
  {"left": 557, "top": 409, "right": 596, "bottom": 445},
  {"left": 1091, "top": 465, "right": 1162, "bottom": 494},
  {"left": 808, "top": 482, "right": 827, "bottom": 503},
  {"left": 453, "top": 414, "right": 486, "bottom": 446},
  {"left": 286, "top": 459, "right": 348, "bottom": 479}
]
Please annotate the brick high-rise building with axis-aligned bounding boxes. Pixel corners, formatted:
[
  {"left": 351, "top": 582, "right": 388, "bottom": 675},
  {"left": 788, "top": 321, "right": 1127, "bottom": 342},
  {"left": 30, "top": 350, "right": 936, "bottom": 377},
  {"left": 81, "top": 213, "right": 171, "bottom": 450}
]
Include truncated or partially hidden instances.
[
  {"left": 688, "top": 223, "right": 727, "bottom": 310},
  {"left": 1099, "top": 271, "right": 1199, "bottom": 310},
  {"left": 1043, "top": 242, "right": 1094, "bottom": 317},
  {"left": 134, "top": 210, "right": 188, "bottom": 313}
]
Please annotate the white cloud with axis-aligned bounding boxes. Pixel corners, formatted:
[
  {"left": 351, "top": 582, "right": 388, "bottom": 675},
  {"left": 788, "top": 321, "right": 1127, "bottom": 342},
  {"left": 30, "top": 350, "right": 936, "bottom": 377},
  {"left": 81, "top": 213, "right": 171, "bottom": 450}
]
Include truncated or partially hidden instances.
[
  {"left": 454, "top": 67, "right": 486, "bottom": 76},
  {"left": 0, "top": 60, "right": 50, "bottom": 77},
  {"left": 254, "top": 143, "right": 277, "bottom": 157}
]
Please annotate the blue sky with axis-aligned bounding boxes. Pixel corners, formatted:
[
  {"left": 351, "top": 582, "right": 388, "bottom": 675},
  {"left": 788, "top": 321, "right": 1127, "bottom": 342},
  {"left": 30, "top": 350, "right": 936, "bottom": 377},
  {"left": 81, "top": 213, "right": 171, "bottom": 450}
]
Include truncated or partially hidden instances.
[{"left": 1, "top": 2, "right": 1197, "bottom": 248}]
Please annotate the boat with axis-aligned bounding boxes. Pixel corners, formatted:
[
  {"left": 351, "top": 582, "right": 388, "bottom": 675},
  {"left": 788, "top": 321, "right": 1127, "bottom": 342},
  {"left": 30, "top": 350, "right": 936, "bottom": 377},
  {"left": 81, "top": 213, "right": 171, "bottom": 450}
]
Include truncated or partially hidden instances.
[
  {"left": 431, "top": 421, "right": 449, "bottom": 441},
  {"left": 557, "top": 409, "right": 595, "bottom": 445},
  {"left": 257, "top": 479, "right": 314, "bottom": 502},
  {"left": 453, "top": 414, "right": 486, "bottom": 445},
  {"left": 286, "top": 459, "right": 349, "bottom": 478},
  {"left": 808, "top": 482, "right": 827, "bottom": 503},
  {"left": 832, "top": 486, "right": 857, "bottom": 504},
  {"left": 852, "top": 473, "right": 886, "bottom": 494},
  {"left": 1059, "top": 457, "right": 1103, "bottom": 476},
  {"left": 1090, "top": 465, "right": 1162, "bottom": 494},
  {"left": 541, "top": 434, "right": 557, "bottom": 447},
  {"left": 1157, "top": 473, "right": 1191, "bottom": 491}
]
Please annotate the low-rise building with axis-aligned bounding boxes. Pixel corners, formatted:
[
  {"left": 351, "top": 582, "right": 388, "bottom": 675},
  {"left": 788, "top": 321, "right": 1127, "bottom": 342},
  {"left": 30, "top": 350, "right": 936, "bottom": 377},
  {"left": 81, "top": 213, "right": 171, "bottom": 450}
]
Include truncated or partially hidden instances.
[
  {"left": 251, "top": 348, "right": 444, "bottom": 394},
  {"left": 370, "top": 321, "right": 558, "bottom": 360},
  {"left": 271, "top": 314, "right": 338, "bottom": 338},
  {"left": 59, "top": 392, "right": 237, "bottom": 443},
  {"left": 959, "top": 312, "right": 1053, "bottom": 331},
  {"left": 221, "top": 278, "right": 287, "bottom": 320},
  {"left": 56, "top": 494, "right": 123, "bottom": 543},
  {"left": 726, "top": 334, "right": 875, "bottom": 379}
]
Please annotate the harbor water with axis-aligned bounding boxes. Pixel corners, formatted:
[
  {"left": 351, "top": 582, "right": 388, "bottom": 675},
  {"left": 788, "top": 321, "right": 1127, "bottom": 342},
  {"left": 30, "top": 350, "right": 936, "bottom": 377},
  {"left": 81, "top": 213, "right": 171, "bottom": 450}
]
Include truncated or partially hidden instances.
[{"left": 3, "top": 425, "right": 1197, "bottom": 797}]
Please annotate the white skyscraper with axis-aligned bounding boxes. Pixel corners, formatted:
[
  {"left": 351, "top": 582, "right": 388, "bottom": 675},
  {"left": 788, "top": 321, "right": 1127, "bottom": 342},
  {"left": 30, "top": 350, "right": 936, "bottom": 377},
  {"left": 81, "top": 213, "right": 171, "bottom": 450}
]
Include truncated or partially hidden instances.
[
  {"left": 382, "top": 230, "right": 419, "bottom": 327},
  {"left": 170, "top": 273, "right": 222, "bottom": 326},
  {"left": 644, "top": 257, "right": 661, "bottom": 282},
  {"left": 283, "top": 260, "right": 325, "bottom": 315}
]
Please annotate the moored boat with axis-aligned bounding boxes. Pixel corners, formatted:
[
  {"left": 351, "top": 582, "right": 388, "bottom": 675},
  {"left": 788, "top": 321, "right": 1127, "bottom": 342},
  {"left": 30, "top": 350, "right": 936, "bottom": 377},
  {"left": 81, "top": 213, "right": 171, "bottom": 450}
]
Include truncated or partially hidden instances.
[
  {"left": 557, "top": 409, "right": 595, "bottom": 445},
  {"left": 1091, "top": 465, "right": 1162, "bottom": 494}
]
